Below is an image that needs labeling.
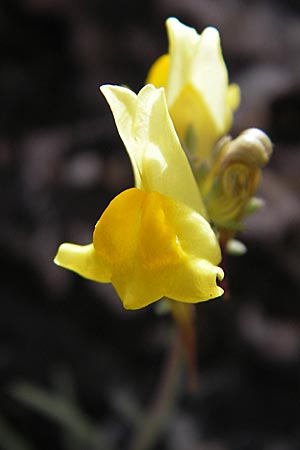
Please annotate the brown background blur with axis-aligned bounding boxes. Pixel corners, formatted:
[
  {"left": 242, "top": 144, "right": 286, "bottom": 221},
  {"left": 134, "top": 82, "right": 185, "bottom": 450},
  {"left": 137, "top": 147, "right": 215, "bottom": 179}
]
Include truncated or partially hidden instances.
[{"left": 1, "top": 0, "right": 300, "bottom": 449}]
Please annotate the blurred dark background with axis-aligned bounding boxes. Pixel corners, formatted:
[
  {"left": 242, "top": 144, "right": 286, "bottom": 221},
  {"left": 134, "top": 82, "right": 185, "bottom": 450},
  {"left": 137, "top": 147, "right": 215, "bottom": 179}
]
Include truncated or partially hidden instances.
[{"left": 1, "top": 0, "right": 300, "bottom": 449}]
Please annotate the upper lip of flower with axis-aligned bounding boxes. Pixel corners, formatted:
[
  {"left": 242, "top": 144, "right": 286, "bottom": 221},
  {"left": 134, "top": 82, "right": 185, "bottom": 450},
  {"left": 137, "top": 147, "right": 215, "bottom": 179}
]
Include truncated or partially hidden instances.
[{"left": 100, "top": 83, "right": 208, "bottom": 218}]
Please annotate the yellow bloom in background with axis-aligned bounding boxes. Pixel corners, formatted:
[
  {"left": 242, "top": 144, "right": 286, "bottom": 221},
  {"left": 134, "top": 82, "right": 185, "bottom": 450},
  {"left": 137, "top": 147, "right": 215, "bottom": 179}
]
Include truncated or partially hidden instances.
[
  {"left": 147, "top": 17, "right": 272, "bottom": 236},
  {"left": 147, "top": 17, "right": 240, "bottom": 164},
  {"left": 54, "top": 85, "right": 224, "bottom": 310}
]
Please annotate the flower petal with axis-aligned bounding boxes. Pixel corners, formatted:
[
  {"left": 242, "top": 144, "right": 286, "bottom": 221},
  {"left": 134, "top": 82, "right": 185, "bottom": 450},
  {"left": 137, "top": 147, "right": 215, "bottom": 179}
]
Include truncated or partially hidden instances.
[
  {"left": 100, "top": 84, "right": 207, "bottom": 217},
  {"left": 93, "top": 188, "right": 223, "bottom": 310},
  {"left": 166, "top": 19, "right": 229, "bottom": 131},
  {"left": 146, "top": 53, "right": 170, "bottom": 88},
  {"left": 169, "top": 83, "right": 220, "bottom": 163},
  {"left": 227, "top": 83, "right": 241, "bottom": 113},
  {"left": 54, "top": 243, "right": 111, "bottom": 282},
  {"left": 161, "top": 18, "right": 240, "bottom": 161}
]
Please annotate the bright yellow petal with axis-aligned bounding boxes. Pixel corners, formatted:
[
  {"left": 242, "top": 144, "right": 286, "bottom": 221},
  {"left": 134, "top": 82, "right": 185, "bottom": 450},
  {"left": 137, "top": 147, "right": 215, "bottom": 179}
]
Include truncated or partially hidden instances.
[
  {"left": 165, "top": 17, "right": 201, "bottom": 106},
  {"left": 100, "top": 84, "right": 207, "bottom": 217},
  {"left": 54, "top": 243, "right": 111, "bottom": 283},
  {"left": 227, "top": 83, "right": 240, "bottom": 112},
  {"left": 169, "top": 83, "right": 220, "bottom": 162},
  {"left": 146, "top": 54, "right": 170, "bottom": 88},
  {"left": 93, "top": 188, "right": 223, "bottom": 310},
  {"left": 164, "top": 18, "right": 239, "bottom": 161},
  {"left": 100, "top": 84, "right": 142, "bottom": 189},
  {"left": 166, "top": 19, "right": 229, "bottom": 130},
  {"left": 191, "top": 26, "right": 230, "bottom": 132}
]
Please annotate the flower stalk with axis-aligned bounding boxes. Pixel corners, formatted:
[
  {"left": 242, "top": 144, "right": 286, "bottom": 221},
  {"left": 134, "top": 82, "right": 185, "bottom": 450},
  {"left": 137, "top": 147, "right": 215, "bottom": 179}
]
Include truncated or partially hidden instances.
[
  {"left": 169, "top": 301, "right": 198, "bottom": 391},
  {"left": 129, "top": 330, "right": 183, "bottom": 450}
]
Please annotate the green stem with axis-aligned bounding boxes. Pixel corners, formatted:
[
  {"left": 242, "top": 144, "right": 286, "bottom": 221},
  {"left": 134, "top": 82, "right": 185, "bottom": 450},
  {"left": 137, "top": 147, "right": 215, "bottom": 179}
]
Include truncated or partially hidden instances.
[
  {"left": 170, "top": 302, "right": 199, "bottom": 392},
  {"left": 128, "top": 330, "right": 183, "bottom": 450}
]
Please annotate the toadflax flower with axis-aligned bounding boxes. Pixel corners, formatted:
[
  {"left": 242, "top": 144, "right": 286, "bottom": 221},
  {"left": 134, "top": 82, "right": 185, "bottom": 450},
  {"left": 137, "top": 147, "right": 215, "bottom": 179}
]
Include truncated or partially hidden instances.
[
  {"left": 146, "top": 17, "right": 240, "bottom": 165},
  {"left": 54, "top": 84, "right": 224, "bottom": 310}
]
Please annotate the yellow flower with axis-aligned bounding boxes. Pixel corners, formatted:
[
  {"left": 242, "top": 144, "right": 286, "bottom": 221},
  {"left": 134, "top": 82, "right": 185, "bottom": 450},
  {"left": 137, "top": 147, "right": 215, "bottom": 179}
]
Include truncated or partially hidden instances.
[
  {"left": 54, "top": 84, "right": 224, "bottom": 309},
  {"left": 147, "top": 17, "right": 240, "bottom": 164}
]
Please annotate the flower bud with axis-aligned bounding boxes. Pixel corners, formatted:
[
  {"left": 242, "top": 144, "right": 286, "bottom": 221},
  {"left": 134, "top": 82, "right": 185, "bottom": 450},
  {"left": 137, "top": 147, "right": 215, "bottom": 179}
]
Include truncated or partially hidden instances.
[
  {"left": 221, "top": 128, "right": 272, "bottom": 170},
  {"left": 201, "top": 128, "right": 273, "bottom": 229}
]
